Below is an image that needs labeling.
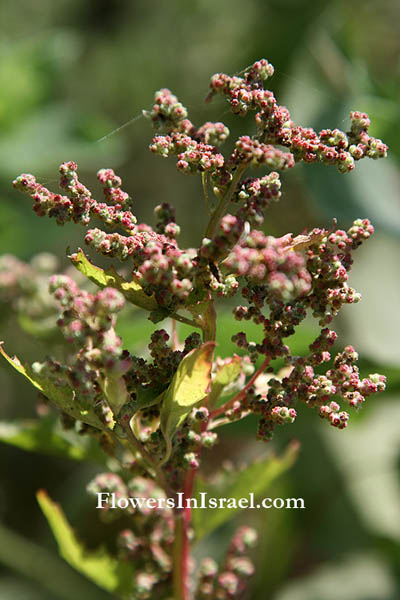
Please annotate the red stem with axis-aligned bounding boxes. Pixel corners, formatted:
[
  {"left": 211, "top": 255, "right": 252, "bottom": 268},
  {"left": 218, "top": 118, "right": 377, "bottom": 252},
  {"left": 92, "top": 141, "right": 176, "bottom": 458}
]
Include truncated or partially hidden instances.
[{"left": 210, "top": 355, "right": 271, "bottom": 418}]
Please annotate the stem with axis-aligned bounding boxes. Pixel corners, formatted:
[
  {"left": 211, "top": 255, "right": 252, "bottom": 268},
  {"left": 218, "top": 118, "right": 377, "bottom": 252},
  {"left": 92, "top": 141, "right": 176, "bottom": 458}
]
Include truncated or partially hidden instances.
[
  {"left": 121, "top": 420, "right": 171, "bottom": 496},
  {"left": 173, "top": 468, "right": 196, "bottom": 600},
  {"left": 171, "top": 318, "right": 179, "bottom": 350},
  {"left": 210, "top": 356, "right": 271, "bottom": 418},
  {"left": 201, "top": 172, "right": 212, "bottom": 215},
  {"left": 204, "top": 165, "right": 246, "bottom": 239},
  {"left": 202, "top": 295, "right": 217, "bottom": 343},
  {"left": 171, "top": 311, "right": 202, "bottom": 330}
]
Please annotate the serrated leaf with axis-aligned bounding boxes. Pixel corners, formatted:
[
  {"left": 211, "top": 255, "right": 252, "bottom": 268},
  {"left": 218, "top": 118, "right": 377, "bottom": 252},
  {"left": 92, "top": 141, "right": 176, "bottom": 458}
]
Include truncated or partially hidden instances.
[
  {"left": 208, "top": 355, "right": 242, "bottom": 408},
  {"left": 192, "top": 442, "right": 299, "bottom": 540},
  {"left": 0, "top": 345, "right": 104, "bottom": 429},
  {"left": 160, "top": 342, "right": 215, "bottom": 462},
  {"left": 37, "top": 491, "right": 133, "bottom": 595},
  {"left": 70, "top": 248, "right": 157, "bottom": 311},
  {"left": 0, "top": 418, "right": 106, "bottom": 462}
]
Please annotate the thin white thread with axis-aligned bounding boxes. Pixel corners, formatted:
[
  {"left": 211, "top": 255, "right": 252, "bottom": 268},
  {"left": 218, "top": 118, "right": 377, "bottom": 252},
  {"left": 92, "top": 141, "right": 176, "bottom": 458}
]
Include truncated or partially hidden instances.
[{"left": 96, "top": 112, "right": 145, "bottom": 143}]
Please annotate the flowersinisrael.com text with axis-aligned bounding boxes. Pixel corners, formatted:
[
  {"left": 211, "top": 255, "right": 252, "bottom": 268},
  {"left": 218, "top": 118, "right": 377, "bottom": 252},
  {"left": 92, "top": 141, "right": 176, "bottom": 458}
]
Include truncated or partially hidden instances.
[{"left": 96, "top": 493, "right": 305, "bottom": 511}]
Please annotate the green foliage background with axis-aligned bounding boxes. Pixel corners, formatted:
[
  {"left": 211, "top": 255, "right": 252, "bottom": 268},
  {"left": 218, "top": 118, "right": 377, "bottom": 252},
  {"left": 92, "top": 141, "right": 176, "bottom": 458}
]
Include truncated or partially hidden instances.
[{"left": 0, "top": 1, "right": 400, "bottom": 598}]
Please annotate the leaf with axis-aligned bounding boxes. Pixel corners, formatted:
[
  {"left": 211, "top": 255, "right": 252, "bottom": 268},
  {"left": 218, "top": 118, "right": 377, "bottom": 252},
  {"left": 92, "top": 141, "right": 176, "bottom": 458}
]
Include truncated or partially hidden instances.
[
  {"left": 69, "top": 248, "right": 158, "bottom": 311},
  {"left": 192, "top": 442, "right": 299, "bottom": 540},
  {"left": 136, "top": 385, "right": 166, "bottom": 410},
  {"left": 160, "top": 342, "right": 215, "bottom": 462},
  {"left": 0, "top": 345, "right": 104, "bottom": 429},
  {"left": 208, "top": 355, "right": 242, "bottom": 408},
  {"left": 37, "top": 491, "right": 133, "bottom": 595},
  {"left": 273, "top": 552, "right": 396, "bottom": 600},
  {"left": 322, "top": 398, "right": 400, "bottom": 542},
  {"left": 0, "top": 522, "right": 111, "bottom": 600},
  {"left": 0, "top": 418, "right": 106, "bottom": 462},
  {"left": 101, "top": 375, "right": 130, "bottom": 416}
]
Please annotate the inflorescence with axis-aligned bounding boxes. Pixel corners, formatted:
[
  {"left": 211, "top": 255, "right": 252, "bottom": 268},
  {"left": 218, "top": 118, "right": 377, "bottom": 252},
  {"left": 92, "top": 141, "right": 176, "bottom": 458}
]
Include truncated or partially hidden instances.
[{"left": 5, "top": 58, "right": 388, "bottom": 599}]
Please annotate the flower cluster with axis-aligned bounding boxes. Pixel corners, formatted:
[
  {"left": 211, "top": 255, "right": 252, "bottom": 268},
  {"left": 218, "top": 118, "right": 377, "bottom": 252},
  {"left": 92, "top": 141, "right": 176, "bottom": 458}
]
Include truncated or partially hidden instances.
[
  {"left": 208, "top": 60, "right": 388, "bottom": 173},
  {"left": 150, "top": 132, "right": 225, "bottom": 174},
  {"left": 14, "top": 162, "right": 137, "bottom": 232},
  {"left": 195, "top": 526, "right": 257, "bottom": 599},
  {"left": 88, "top": 473, "right": 174, "bottom": 599},
  {"left": 4, "top": 58, "right": 389, "bottom": 600}
]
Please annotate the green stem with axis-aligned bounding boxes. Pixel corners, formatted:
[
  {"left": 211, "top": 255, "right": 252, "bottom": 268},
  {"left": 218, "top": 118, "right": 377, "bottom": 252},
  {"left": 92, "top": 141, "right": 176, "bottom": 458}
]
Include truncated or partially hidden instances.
[
  {"left": 171, "top": 311, "right": 202, "bottom": 330},
  {"left": 201, "top": 172, "right": 212, "bottom": 215},
  {"left": 204, "top": 165, "right": 246, "bottom": 239},
  {"left": 121, "top": 420, "right": 171, "bottom": 496}
]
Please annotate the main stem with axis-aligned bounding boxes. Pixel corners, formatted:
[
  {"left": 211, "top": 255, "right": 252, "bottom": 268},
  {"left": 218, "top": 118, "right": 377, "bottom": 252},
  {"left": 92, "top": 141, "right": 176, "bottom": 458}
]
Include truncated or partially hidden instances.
[
  {"left": 173, "top": 162, "right": 243, "bottom": 599},
  {"left": 173, "top": 468, "right": 196, "bottom": 600}
]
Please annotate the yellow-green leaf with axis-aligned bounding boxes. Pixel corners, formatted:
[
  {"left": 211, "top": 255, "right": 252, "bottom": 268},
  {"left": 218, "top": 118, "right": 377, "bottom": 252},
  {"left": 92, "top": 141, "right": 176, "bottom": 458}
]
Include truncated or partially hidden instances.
[
  {"left": 0, "top": 345, "right": 103, "bottom": 429},
  {"left": 160, "top": 342, "right": 215, "bottom": 462},
  {"left": 37, "top": 491, "right": 133, "bottom": 595},
  {"left": 101, "top": 374, "right": 130, "bottom": 416},
  {"left": 69, "top": 248, "right": 157, "bottom": 311}
]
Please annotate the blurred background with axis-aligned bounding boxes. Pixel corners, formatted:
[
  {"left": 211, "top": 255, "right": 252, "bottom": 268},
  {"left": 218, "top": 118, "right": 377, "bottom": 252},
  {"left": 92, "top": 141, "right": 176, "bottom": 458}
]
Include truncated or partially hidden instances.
[{"left": 0, "top": 0, "right": 400, "bottom": 598}]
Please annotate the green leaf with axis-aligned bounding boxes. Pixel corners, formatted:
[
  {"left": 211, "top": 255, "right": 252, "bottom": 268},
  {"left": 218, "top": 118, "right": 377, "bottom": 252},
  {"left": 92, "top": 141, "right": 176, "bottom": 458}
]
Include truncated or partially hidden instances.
[
  {"left": 0, "top": 418, "right": 106, "bottom": 462},
  {"left": 69, "top": 248, "right": 158, "bottom": 311},
  {"left": 0, "top": 345, "right": 104, "bottom": 429},
  {"left": 37, "top": 491, "right": 133, "bottom": 596},
  {"left": 160, "top": 342, "right": 215, "bottom": 462},
  {"left": 101, "top": 375, "right": 130, "bottom": 416},
  {"left": 208, "top": 355, "right": 242, "bottom": 408},
  {"left": 192, "top": 442, "right": 299, "bottom": 540},
  {"left": 0, "top": 522, "right": 111, "bottom": 600},
  {"left": 136, "top": 385, "right": 166, "bottom": 410}
]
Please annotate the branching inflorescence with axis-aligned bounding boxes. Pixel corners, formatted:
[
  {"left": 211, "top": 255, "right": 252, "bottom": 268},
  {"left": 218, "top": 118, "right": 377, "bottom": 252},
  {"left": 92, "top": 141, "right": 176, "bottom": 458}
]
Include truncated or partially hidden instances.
[{"left": 3, "top": 59, "right": 388, "bottom": 600}]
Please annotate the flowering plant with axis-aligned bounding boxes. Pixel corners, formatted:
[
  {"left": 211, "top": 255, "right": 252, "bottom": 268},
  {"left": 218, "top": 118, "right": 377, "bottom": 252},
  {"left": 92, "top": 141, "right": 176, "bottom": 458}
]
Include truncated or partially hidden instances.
[{"left": 1, "top": 59, "right": 387, "bottom": 599}]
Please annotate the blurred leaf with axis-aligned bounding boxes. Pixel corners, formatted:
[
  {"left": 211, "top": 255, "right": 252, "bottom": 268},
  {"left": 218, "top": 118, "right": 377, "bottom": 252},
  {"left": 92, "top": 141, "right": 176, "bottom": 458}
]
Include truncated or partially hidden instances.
[
  {"left": 340, "top": 233, "right": 400, "bottom": 365},
  {"left": 0, "top": 417, "right": 106, "bottom": 462},
  {"left": 0, "top": 345, "right": 104, "bottom": 429},
  {"left": 322, "top": 398, "right": 400, "bottom": 542},
  {"left": 160, "top": 342, "right": 214, "bottom": 462},
  {"left": 192, "top": 442, "right": 299, "bottom": 540},
  {"left": 37, "top": 491, "right": 132, "bottom": 596},
  {"left": 70, "top": 249, "right": 157, "bottom": 311},
  {"left": 273, "top": 552, "right": 397, "bottom": 600},
  {"left": 0, "top": 522, "right": 111, "bottom": 600}
]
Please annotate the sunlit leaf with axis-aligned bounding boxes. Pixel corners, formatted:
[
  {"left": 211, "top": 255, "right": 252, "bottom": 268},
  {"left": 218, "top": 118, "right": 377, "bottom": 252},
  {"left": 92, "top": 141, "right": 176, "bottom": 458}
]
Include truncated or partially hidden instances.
[
  {"left": 192, "top": 442, "right": 299, "bottom": 540},
  {"left": 37, "top": 491, "right": 133, "bottom": 596},
  {"left": 69, "top": 248, "right": 157, "bottom": 311},
  {"left": 160, "top": 342, "right": 215, "bottom": 462},
  {"left": 101, "top": 374, "right": 130, "bottom": 416}
]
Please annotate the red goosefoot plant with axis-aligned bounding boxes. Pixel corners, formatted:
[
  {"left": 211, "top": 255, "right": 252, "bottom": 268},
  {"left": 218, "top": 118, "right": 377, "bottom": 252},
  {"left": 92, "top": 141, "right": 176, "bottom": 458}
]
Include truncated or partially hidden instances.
[{"left": 0, "top": 59, "right": 388, "bottom": 599}]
